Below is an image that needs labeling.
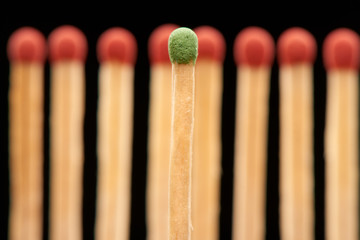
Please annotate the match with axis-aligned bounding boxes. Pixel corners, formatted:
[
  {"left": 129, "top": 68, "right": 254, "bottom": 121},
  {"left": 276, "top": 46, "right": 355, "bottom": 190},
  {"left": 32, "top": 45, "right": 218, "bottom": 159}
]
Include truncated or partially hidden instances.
[
  {"left": 192, "top": 25, "right": 225, "bottom": 240},
  {"left": 146, "top": 23, "right": 179, "bottom": 240},
  {"left": 277, "top": 27, "right": 317, "bottom": 240},
  {"left": 168, "top": 27, "right": 198, "bottom": 240},
  {"left": 232, "top": 26, "right": 274, "bottom": 240},
  {"left": 95, "top": 27, "right": 137, "bottom": 240},
  {"left": 48, "top": 25, "right": 88, "bottom": 240},
  {"left": 7, "top": 27, "right": 46, "bottom": 240},
  {"left": 323, "top": 28, "right": 359, "bottom": 240}
]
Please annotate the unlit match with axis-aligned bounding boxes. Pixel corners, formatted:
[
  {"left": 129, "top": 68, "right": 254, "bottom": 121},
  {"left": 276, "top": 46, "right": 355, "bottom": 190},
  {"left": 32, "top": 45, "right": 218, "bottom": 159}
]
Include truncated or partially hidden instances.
[
  {"left": 7, "top": 27, "right": 46, "bottom": 240},
  {"left": 95, "top": 27, "right": 137, "bottom": 240},
  {"left": 168, "top": 27, "right": 198, "bottom": 240},
  {"left": 323, "top": 28, "right": 360, "bottom": 240},
  {"left": 48, "top": 25, "right": 88, "bottom": 240},
  {"left": 277, "top": 27, "right": 317, "bottom": 240},
  {"left": 232, "top": 26, "right": 274, "bottom": 240}
]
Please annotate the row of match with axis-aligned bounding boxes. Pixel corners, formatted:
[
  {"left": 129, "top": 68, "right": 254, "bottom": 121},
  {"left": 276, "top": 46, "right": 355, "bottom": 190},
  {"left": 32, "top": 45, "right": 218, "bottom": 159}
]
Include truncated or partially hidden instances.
[{"left": 7, "top": 24, "right": 359, "bottom": 240}]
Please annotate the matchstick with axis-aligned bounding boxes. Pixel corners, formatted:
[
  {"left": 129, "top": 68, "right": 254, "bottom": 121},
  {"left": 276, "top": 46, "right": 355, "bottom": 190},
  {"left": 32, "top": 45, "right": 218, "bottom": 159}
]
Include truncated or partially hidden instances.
[
  {"left": 48, "top": 25, "right": 87, "bottom": 240},
  {"left": 95, "top": 27, "right": 137, "bottom": 240},
  {"left": 232, "top": 26, "right": 274, "bottom": 240},
  {"left": 192, "top": 26, "right": 225, "bottom": 240},
  {"left": 7, "top": 27, "right": 46, "bottom": 240},
  {"left": 277, "top": 27, "right": 317, "bottom": 240},
  {"left": 323, "top": 28, "right": 360, "bottom": 240},
  {"left": 146, "top": 23, "right": 179, "bottom": 240},
  {"left": 168, "top": 27, "right": 198, "bottom": 240}
]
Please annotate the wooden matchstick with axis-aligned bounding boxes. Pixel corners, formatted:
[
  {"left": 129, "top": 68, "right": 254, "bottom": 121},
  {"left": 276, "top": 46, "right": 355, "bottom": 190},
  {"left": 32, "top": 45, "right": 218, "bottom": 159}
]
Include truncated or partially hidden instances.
[
  {"left": 48, "top": 25, "right": 88, "bottom": 240},
  {"left": 192, "top": 26, "right": 225, "bottom": 240},
  {"left": 95, "top": 27, "right": 137, "bottom": 240},
  {"left": 7, "top": 27, "right": 46, "bottom": 240},
  {"left": 146, "top": 23, "right": 179, "bottom": 240},
  {"left": 232, "top": 26, "right": 274, "bottom": 240},
  {"left": 168, "top": 27, "right": 198, "bottom": 240},
  {"left": 277, "top": 27, "right": 317, "bottom": 240},
  {"left": 323, "top": 28, "right": 360, "bottom": 240}
]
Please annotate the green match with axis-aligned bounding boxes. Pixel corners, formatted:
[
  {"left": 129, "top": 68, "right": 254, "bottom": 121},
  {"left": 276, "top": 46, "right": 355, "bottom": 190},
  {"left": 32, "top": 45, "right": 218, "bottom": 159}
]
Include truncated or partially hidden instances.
[{"left": 168, "top": 27, "right": 198, "bottom": 64}]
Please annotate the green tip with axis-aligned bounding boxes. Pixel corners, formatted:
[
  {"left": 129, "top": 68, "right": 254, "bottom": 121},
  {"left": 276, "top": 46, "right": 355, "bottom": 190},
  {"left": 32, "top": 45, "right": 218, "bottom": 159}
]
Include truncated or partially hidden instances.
[{"left": 168, "top": 27, "right": 198, "bottom": 64}]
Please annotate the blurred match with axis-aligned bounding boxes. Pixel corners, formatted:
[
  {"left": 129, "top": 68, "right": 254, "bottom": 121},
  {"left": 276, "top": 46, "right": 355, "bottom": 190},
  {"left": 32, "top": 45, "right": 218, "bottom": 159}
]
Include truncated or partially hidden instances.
[
  {"left": 323, "top": 28, "right": 359, "bottom": 240},
  {"left": 232, "top": 26, "right": 274, "bottom": 240},
  {"left": 95, "top": 27, "right": 137, "bottom": 240},
  {"left": 278, "top": 27, "right": 317, "bottom": 240},
  {"left": 48, "top": 25, "right": 87, "bottom": 240},
  {"left": 7, "top": 27, "right": 46, "bottom": 240}
]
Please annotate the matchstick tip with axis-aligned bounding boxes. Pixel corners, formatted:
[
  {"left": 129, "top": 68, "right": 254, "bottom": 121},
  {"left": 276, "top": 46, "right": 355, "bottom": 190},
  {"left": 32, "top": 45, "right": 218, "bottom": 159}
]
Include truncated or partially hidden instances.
[
  {"left": 7, "top": 27, "right": 46, "bottom": 63},
  {"left": 323, "top": 28, "right": 359, "bottom": 70},
  {"left": 194, "top": 26, "right": 226, "bottom": 63},
  {"left": 148, "top": 24, "right": 179, "bottom": 64},
  {"left": 97, "top": 27, "right": 137, "bottom": 64},
  {"left": 277, "top": 27, "right": 317, "bottom": 65},
  {"left": 48, "top": 25, "right": 88, "bottom": 63},
  {"left": 234, "top": 26, "right": 274, "bottom": 67},
  {"left": 168, "top": 27, "right": 198, "bottom": 64}
]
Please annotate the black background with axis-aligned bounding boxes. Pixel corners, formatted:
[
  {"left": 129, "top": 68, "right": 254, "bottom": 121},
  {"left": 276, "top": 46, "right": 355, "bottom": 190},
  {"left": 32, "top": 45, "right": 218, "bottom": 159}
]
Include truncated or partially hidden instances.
[{"left": 1, "top": 7, "right": 359, "bottom": 240}]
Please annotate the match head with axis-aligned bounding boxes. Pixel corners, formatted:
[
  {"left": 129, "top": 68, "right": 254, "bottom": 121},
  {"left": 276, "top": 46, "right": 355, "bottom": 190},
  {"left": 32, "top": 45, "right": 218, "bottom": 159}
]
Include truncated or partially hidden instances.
[
  {"left": 323, "top": 28, "right": 360, "bottom": 70},
  {"left": 97, "top": 27, "right": 137, "bottom": 64},
  {"left": 168, "top": 27, "right": 198, "bottom": 64},
  {"left": 234, "top": 27, "right": 275, "bottom": 67},
  {"left": 194, "top": 26, "right": 226, "bottom": 63},
  {"left": 277, "top": 27, "right": 317, "bottom": 65},
  {"left": 48, "top": 25, "right": 88, "bottom": 63},
  {"left": 148, "top": 24, "right": 179, "bottom": 64},
  {"left": 7, "top": 27, "right": 46, "bottom": 63}
]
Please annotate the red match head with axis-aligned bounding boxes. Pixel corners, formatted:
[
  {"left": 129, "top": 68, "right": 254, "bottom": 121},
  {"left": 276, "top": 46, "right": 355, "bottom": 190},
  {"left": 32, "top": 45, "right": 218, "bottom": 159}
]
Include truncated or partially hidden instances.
[
  {"left": 194, "top": 26, "right": 226, "bottom": 63},
  {"left": 234, "top": 26, "right": 275, "bottom": 67},
  {"left": 323, "top": 28, "right": 360, "bottom": 70},
  {"left": 7, "top": 27, "right": 46, "bottom": 63},
  {"left": 277, "top": 27, "right": 317, "bottom": 65},
  {"left": 48, "top": 25, "right": 88, "bottom": 63},
  {"left": 97, "top": 27, "right": 137, "bottom": 64},
  {"left": 148, "top": 24, "right": 179, "bottom": 64}
]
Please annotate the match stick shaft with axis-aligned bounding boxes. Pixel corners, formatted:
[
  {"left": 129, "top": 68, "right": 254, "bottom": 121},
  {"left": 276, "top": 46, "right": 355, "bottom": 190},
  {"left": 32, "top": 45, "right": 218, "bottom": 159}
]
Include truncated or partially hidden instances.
[
  {"left": 192, "top": 59, "right": 222, "bottom": 240},
  {"left": 279, "top": 64, "right": 314, "bottom": 240},
  {"left": 9, "top": 63, "right": 44, "bottom": 240},
  {"left": 50, "top": 61, "right": 85, "bottom": 240},
  {"left": 325, "top": 70, "right": 358, "bottom": 240},
  {"left": 169, "top": 62, "right": 195, "bottom": 240},
  {"left": 96, "top": 62, "right": 134, "bottom": 240},
  {"left": 233, "top": 66, "right": 270, "bottom": 240},
  {"left": 147, "top": 63, "right": 172, "bottom": 240}
]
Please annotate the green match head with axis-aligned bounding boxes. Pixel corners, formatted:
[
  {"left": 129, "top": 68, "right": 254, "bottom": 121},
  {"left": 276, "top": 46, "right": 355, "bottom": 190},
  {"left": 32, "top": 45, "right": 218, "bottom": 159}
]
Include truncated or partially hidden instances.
[{"left": 168, "top": 27, "right": 198, "bottom": 64}]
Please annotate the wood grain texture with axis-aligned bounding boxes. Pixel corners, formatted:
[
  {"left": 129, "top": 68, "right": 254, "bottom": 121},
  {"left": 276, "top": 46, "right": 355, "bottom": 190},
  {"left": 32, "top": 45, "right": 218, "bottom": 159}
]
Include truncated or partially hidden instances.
[
  {"left": 147, "top": 63, "right": 172, "bottom": 240},
  {"left": 95, "top": 62, "right": 134, "bottom": 240},
  {"left": 169, "top": 63, "right": 195, "bottom": 240},
  {"left": 50, "top": 61, "right": 85, "bottom": 240},
  {"left": 232, "top": 66, "right": 270, "bottom": 240},
  {"left": 192, "top": 59, "right": 222, "bottom": 240},
  {"left": 279, "top": 64, "right": 314, "bottom": 240},
  {"left": 325, "top": 70, "right": 358, "bottom": 240},
  {"left": 9, "top": 62, "right": 44, "bottom": 240}
]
